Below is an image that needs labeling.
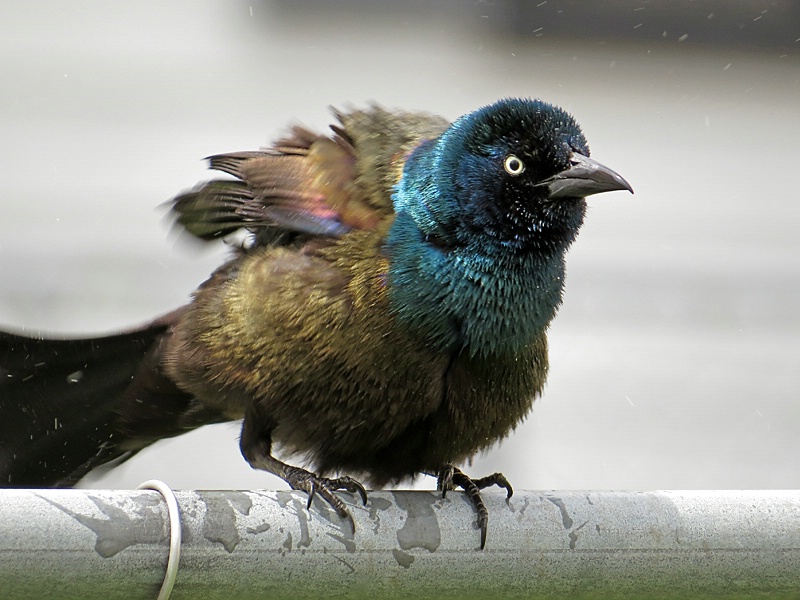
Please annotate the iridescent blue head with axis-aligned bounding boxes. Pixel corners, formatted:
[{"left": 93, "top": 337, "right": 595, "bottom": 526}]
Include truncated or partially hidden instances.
[
  {"left": 394, "top": 97, "right": 632, "bottom": 254},
  {"left": 388, "top": 98, "right": 632, "bottom": 355}
]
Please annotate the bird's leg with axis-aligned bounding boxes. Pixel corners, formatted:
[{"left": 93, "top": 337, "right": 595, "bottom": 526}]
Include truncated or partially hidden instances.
[
  {"left": 430, "top": 465, "right": 513, "bottom": 549},
  {"left": 239, "top": 414, "right": 367, "bottom": 532}
]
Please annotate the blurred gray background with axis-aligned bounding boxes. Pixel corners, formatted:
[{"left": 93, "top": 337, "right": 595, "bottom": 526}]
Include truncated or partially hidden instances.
[{"left": 1, "top": 1, "right": 798, "bottom": 492}]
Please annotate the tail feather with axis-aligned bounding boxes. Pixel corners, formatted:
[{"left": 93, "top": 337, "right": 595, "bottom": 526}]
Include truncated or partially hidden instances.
[{"left": 0, "top": 316, "right": 225, "bottom": 487}]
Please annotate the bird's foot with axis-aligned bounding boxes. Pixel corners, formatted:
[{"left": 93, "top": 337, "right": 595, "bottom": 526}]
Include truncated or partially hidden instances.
[
  {"left": 435, "top": 465, "right": 513, "bottom": 549},
  {"left": 284, "top": 466, "right": 368, "bottom": 532}
]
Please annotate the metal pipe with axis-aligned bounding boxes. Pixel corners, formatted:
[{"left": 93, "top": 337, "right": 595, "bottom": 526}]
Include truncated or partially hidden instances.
[{"left": 1, "top": 489, "right": 798, "bottom": 599}]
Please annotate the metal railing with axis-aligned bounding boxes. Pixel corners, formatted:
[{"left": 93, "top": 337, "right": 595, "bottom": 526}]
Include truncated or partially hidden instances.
[{"left": 1, "top": 488, "right": 798, "bottom": 599}]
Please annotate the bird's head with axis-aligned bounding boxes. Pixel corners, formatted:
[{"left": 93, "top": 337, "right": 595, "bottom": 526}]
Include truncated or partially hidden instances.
[{"left": 396, "top": 98, "right": 632, "bottom": 253}]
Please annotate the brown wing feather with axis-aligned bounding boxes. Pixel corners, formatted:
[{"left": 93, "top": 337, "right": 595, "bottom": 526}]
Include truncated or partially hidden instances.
[{"left": 171, "top": 105, "right": 450, "bottom": 244}]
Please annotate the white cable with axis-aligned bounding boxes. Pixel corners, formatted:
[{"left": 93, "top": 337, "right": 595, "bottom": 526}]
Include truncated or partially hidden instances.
[{"left": 138, "top": 480, "right": 182, "bottom": 600}]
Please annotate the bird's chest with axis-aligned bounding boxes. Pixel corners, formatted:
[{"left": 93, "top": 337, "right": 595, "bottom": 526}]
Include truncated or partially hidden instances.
[{"left": 387, "top": 236, "right": 566, "bottom": 356}]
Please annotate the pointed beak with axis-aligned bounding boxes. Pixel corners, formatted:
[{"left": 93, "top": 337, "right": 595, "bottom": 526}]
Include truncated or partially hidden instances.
[{"left": 543, "top": 153, "right": 633, "bottom": 199}]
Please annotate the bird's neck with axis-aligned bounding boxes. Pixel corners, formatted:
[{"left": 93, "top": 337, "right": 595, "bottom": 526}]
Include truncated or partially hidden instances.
[{"left": 385, "top": 211, "right": 568, "bottom": 356}]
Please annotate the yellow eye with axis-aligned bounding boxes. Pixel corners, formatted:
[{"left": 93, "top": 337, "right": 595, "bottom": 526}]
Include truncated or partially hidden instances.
[{"left": 504, "top": 154, "right": 525, "bottom": 176}]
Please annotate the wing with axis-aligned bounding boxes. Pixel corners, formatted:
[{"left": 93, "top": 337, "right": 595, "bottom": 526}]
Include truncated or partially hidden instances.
[{"left": 171, "top": 105, "right": 450, "bottom": 245}]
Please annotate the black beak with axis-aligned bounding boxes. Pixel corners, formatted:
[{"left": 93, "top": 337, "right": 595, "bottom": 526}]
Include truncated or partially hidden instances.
[{"left": 543, "top": 153, "right": 633, "bottom": 199}]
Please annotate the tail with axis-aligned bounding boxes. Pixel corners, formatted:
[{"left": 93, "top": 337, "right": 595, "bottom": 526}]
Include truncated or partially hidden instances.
[{"left": 0, "top": 311, "right": 226, "bottom": 487}]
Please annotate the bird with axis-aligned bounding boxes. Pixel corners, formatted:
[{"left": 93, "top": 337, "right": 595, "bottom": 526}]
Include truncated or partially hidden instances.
[{"left": 0, "top": 98, "right": 632, "bottom": 548}]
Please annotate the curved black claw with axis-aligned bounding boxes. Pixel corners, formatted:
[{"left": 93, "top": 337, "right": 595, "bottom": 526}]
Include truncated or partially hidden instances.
[
  {"left": 471, "top": 472, "right": 513, "bottom": 500},
  {"left": 435, "top": 465, "right": 514, "bottom": 550},
  {"left": 436, "top": 464, "right": 456, "bottom": 499},
  {"left": 284, "top": 467, "right": 368, "bottom": 533},
  {"left": 322, "top": 475, "right": 369, "bottom": 506}
]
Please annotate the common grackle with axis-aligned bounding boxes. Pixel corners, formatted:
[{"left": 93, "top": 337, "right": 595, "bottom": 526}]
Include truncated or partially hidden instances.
[{"left": 0, "top": 99, "right": 631, "bottom": 548}]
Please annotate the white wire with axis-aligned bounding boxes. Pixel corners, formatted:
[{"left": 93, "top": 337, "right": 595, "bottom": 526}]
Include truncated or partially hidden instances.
[{"left": 138, "top": 480, "right": 182, "bottom": 600}]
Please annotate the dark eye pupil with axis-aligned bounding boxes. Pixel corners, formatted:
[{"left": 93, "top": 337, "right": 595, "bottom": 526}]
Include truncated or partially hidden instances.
[{"left": 504, "top": 154, "right": 525, "bottom": 175}]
